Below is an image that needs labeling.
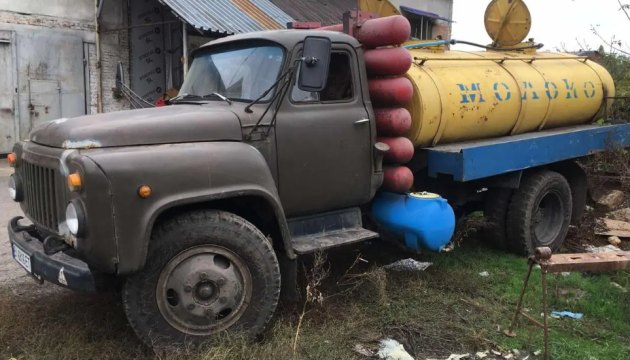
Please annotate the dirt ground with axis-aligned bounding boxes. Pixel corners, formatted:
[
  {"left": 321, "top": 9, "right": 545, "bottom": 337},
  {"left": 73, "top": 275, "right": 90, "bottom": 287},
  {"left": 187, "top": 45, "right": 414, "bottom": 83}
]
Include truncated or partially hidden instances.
[{"left": 0, "top": 159, "right": 31, "bottom": 286}]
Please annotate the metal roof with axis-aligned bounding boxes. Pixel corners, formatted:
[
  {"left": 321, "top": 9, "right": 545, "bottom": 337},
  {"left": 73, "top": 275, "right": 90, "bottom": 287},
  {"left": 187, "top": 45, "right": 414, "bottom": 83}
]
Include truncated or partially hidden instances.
[
  {"left": 159, "top": 0, "right": 295, "bottom": 35},
  {"left": 268, "top": 0, "right": 358, "bottom": 26},
  {"left": 400, "top": 5, "right": 454, "bottom": 23}
]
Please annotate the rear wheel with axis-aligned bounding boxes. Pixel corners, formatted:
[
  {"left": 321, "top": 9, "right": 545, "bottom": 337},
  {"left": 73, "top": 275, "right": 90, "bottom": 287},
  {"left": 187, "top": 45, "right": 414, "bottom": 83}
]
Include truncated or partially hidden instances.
[
  {"left": 507, "top": 171, "right": 572, "bottom": 255},
  {"left": 123, "top": 210, "right": 281, "bottom": 348},
  {"left": 483, "top": 188, "right": 513, "bottom": 250}
]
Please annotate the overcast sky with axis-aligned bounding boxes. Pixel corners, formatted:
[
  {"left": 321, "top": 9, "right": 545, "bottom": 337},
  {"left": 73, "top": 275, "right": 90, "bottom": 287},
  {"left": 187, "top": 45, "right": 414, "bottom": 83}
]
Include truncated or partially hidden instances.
[{"left": 451, "top": 0, "right": 630, "bottom": 53}]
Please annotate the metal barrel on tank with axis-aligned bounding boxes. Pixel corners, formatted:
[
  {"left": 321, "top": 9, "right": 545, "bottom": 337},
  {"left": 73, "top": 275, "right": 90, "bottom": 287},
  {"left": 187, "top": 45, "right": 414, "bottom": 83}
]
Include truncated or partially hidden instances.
[{"left": 403, "top": 50, "right": 616, "bottom": 148}]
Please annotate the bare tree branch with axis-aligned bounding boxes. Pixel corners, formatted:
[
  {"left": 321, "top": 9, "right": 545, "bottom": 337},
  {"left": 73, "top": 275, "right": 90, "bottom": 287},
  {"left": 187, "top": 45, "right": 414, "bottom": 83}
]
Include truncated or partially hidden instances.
[
  {"left": 592, "top": 25, "right": 630, "bottom": 56},
  {"left": 618, "top": 0, "right": 630, "bottom": 23}
]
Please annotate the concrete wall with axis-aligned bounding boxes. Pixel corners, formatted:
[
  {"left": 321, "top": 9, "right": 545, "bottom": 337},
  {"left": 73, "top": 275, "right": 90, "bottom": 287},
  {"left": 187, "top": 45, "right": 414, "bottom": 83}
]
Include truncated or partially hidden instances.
[{"left": 0, "top": 0, "right": 95, "bottom": 22}]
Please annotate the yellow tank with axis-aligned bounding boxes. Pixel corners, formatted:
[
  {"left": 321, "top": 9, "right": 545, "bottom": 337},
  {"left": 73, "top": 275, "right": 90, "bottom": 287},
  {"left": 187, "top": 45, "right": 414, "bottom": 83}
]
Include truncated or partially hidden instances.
[
  {"left": 404, "top": 50, "right": 615, "bottom": 147},
  {"left": 357, "top": 0, "right": 616, "bottom": 147}
]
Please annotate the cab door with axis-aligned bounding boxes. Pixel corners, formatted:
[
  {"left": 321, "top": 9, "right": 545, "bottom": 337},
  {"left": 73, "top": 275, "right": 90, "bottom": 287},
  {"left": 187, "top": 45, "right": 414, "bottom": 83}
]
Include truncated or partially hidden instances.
[{"left": 275, "top": 43, "right": 373, "bottom": 217}]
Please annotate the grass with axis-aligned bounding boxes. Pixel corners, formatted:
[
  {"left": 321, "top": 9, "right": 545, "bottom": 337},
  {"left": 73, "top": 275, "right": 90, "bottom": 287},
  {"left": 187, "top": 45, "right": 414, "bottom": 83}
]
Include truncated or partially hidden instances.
[{"left": 2, "top": 237, "right": 630, "bottom": 360}]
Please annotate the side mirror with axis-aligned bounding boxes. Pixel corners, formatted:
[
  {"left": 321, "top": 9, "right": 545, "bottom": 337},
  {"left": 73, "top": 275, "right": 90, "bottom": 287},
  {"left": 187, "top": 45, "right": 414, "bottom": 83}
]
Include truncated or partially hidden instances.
[
  {"left": 298, "top": 36, "right": 331, "bottom": 92},
  {"left": 115, "top": 61, "right": 125, "bottom": 90}
]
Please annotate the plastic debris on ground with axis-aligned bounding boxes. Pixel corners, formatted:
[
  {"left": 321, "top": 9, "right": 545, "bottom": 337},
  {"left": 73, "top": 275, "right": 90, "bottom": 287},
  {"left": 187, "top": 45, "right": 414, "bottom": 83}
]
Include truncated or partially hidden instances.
[
  {"left": 376, "top": 339, "right": 414, "bottom": 360},
  {"left": 561, "top": 272, "right": 570, "bottom": 277},
  {"left": 584, "top": 244, "right": 621, "bottom": 253},
  {"left": 445, "top": 354, "right": 470, "bottom": 360},
  {"left": 475, "top": 351, "right": 488, "bottom": 358},
  {"left": 611, "top": 282, "right": 628, "bottom": 292},
  {"left": 608, "top": 236, "right": 622, "bottom": 246},
  {"left": 383, "top": 259, "right": 432, "bottom": 271},
  {"left": 479, "top": 271, "right": 489, "bottom": 277},
  {"left": 353, "top": 344, "right": 374, "bottom": 357},
  {"left": 551, "top": 311, "right": 583, "bottom": 319}
]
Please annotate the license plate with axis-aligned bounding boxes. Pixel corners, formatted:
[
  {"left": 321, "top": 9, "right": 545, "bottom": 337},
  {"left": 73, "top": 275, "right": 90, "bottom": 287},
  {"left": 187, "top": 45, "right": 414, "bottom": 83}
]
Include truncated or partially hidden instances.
[{"left": 12, "top": 244, "right": 32, "bottom": 273}]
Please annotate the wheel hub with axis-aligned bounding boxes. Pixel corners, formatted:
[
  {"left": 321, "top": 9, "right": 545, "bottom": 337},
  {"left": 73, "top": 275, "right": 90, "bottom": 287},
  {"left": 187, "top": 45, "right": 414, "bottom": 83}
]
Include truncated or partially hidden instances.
[{"left": 156, "top": 245, "right": 252, "bottom": 336}]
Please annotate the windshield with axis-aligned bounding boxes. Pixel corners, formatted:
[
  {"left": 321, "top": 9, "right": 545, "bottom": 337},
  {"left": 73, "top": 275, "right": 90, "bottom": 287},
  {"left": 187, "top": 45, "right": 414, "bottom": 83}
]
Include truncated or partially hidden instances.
[{"left": 179, "top": 45, "right": 284, "bottom": 102}]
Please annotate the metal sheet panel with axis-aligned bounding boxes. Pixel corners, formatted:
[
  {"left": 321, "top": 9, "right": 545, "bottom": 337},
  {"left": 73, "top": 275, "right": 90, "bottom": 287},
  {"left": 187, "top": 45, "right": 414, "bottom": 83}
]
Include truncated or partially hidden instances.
[
  {"left": 0, "top": 31, "right": 15, "bottom": 154},
  {"left": 28, "top": 80, "right": 61, "bottom": 127},
  {"left": 159, "top": 0, "right": 295, "bottom": 34},
  {"left": 15, "top": 31, "right": 85, "bottom": 140},
  {"left": 130, "top": 0, "right": 167, "bottom": 104},
  {"left": 250, "top": 0, "right": 294, "bottom": 27},
  {"left": 267, "top": 0, "right": 356, "bottom": 25}
]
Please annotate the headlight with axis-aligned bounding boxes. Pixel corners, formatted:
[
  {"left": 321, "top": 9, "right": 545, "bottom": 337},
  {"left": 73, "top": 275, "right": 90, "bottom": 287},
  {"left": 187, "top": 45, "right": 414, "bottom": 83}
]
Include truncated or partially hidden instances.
[
  {"left": 65, "top": 200, "right": 86, "bottom": 237},
  {"left": 8, "top": 174, "right": 22, "bottom": 202}
]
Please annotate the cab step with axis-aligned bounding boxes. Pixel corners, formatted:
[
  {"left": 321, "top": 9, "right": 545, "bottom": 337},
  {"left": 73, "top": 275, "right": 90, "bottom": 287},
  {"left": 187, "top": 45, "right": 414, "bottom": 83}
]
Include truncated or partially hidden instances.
[{"left": 288, "top": 207, "right": 379, "bottom": 254}]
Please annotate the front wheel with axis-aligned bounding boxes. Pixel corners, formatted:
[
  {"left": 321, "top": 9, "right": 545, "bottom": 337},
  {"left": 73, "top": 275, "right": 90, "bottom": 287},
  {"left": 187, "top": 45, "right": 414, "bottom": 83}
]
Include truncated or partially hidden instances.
[
  {"left": 123, "top": 210, "right": 281, "bottom": 348},
  {"left": 507, "top": 170, "right": 572, "bottom": 255}
]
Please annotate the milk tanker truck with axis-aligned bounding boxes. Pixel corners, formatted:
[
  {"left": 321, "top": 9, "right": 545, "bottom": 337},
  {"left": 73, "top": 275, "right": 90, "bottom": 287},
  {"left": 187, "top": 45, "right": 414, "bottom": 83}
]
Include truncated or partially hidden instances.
[{"left": 5, "top": 0, "right": 628, "bottom": 347}]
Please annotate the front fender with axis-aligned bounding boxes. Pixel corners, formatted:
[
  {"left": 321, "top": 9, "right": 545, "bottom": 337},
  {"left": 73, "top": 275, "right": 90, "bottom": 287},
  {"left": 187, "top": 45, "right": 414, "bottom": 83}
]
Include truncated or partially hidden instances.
[{"left": 85, "top": 142, "right": 292, "bottom": 275}]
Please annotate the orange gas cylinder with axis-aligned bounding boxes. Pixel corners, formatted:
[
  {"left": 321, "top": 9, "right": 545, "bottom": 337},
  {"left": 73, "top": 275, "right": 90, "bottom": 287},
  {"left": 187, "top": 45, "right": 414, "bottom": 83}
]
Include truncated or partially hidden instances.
[
  {"left": 377, "top": 137, "right": 414, "bottom": 164},
  {"left": 364, "top": 47, "right": 412, "bottom": 77},
  {"left": 375, "top": 108, "right": 412, "bottom": 136},
  {"left": 369, "top": 77, "right": 414, "bottom": 106},
  {"left": 382, "top": 165, "right": 414, "bottom": 193}
]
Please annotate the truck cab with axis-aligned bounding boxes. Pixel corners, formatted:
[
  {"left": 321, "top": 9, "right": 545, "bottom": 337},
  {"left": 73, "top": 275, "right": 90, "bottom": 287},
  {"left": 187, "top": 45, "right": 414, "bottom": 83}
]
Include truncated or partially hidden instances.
[{"left": 6, "top": 30, "right": 405, "bottom": 347}]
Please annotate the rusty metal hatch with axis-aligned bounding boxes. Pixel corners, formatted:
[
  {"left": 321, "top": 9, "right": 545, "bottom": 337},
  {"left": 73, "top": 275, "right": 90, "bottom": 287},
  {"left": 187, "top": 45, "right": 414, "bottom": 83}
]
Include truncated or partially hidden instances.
[{"left": 28, "top": 79, "right": 61, "bottom": 129}]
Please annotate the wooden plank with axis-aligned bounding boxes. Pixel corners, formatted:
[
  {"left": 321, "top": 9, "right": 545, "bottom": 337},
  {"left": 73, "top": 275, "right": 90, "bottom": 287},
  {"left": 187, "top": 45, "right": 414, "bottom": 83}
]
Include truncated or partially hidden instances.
[
  {"left": 596, "top": 218, "right": 630, "bottom": 237},
  {"left": 542, "top": 251, "right": 630, "bottom": 273}
]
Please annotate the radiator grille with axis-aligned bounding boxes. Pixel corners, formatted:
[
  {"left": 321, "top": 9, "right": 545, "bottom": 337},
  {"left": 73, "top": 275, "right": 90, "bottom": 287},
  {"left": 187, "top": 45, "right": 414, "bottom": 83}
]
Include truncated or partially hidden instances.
[{"left": 22, "top": 161, "right": 59, "bottom": 231}]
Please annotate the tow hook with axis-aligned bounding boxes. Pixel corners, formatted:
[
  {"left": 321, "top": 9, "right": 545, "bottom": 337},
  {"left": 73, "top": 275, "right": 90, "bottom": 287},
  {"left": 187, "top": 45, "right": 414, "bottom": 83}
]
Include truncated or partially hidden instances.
[
  {"left": 43, "top": 235, "right": 71, "bottom": 255},
  {"left": 10, "top": 216, "right": 35, "bottom": 233}
]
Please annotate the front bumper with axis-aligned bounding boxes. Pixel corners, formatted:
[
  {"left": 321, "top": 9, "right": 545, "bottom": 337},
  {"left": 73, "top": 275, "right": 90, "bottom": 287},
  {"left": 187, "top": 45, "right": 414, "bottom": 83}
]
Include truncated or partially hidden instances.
[{"left": 8, "top": 217, "right": 102, "bottom": 293}]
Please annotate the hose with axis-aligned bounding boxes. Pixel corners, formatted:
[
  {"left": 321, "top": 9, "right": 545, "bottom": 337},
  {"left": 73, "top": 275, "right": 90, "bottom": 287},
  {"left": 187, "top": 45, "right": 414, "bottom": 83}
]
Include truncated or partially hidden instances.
[{"left": 403, "top": 39, "right": 544, "bottom": 51}]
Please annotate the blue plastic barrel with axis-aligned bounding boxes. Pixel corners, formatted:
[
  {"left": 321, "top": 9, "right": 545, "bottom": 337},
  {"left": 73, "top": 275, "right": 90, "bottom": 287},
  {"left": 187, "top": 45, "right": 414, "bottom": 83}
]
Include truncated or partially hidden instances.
[{"left": 371, "top": 192, "right": 456, "bottom": 252}]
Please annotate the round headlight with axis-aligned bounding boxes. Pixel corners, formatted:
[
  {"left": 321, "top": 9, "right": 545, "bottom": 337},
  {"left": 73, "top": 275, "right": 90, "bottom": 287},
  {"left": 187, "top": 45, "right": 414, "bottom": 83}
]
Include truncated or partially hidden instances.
[
  {"left": 8, "top": 174, "right": 22, "bottom": 202},
  {"left": 65, "top": 201, "right": 86, "bottom": 237}
]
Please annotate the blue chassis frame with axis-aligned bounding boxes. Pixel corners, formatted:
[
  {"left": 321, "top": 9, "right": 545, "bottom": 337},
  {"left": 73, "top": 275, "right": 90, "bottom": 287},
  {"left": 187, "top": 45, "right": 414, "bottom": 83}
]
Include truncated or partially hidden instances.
[{"left": 424, "top": 124, "right": 630, "bottom": 182}]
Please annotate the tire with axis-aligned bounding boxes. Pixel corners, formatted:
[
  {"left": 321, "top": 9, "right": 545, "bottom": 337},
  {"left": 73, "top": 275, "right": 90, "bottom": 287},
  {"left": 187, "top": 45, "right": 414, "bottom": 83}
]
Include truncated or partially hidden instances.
[
  {"left": 123, "top": 210, "right": 281, "bottom": 348},
  {"left": 507, "top": 171, "right": 572, "bottom": 255},
  {"left": 483, "top": 188, "right": 513, "bottom": 250}
]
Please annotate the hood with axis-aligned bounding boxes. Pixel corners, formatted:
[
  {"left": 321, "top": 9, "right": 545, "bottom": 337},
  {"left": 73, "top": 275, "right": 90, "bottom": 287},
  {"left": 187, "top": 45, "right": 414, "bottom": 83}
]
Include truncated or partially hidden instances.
[{"left": 30, "top": 105, "right": 243, "bottom": 149}]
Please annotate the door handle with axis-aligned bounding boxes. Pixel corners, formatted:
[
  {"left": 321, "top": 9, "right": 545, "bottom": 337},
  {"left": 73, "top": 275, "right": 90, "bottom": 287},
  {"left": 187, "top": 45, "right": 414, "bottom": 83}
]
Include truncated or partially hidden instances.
[{"left": 355, "top": 118, "right": 370, "bottom": 124}]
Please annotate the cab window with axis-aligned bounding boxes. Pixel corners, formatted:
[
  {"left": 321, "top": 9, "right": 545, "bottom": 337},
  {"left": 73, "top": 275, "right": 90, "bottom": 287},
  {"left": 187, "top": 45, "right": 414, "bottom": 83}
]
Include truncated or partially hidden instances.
[{"left": 291, "top": 52, "right": 354, "bottom": 103}]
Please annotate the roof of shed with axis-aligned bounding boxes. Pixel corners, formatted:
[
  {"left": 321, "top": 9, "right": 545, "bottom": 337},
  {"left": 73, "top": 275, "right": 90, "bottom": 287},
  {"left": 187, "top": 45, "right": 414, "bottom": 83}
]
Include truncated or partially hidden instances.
[
  {"left": 159, "top": 0, "right": 295, "bottom": 35},
  {"left": 268, "top": 0, "right": 358, "bottom": 25}
]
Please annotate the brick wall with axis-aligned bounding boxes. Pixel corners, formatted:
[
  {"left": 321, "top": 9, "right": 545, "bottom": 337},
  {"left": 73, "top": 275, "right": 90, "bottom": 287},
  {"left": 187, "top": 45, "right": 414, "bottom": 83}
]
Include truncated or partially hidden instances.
[
  {"left": 0, "top": 11, "right": 94, "bottom": 31},
  {"left": 97, "top": 31, "right": 130, "bottom": 113},
  {"left": 432, "top": 23, "right": 450, "bottom": 41}
]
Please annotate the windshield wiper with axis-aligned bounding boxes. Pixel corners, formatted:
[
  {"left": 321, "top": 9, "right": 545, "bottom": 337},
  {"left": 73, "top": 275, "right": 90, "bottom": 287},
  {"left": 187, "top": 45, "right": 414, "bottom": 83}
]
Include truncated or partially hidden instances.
[
  {"left": 167, "top": 93, "right": 202, "bottom": 104},
  {"left": 203, "top": 92, "right": 233, "bottom": 105},
  {"left": 168, "top": 92, "right": 233, "bottom": 105},
  {"left": 244, "top": 71, "right": 292, "bottom": 113}
]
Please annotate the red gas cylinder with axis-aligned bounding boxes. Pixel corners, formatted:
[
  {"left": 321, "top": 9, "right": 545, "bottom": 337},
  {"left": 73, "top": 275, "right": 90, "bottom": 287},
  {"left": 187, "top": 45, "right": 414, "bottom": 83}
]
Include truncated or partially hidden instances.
[
  {"left": 382, "top": 165, "right": 414, "bottom": 193},
  {"left": 375, "top": 108, "right": 412, "bottom": 137},
  {"left": 357, "top": 16, "right": 411, "bottom": 48},
  {"left": 369, "top": 77, "right": 414, "bottom": 106},
  {"left": 377, "top": 137, "right": 414, "bottom": 164},
  {"left": 364, "top": 47, "right": 412, "bottom": 77},
  {"left": 317, "top": 15, "right": 411, "bottom": 48}
]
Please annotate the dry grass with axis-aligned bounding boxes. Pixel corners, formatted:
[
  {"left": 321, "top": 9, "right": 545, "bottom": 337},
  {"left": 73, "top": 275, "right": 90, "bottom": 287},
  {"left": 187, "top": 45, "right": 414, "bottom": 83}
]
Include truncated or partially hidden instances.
[{"left": 2, "top": 230, "right": 630, "bottom": 360}]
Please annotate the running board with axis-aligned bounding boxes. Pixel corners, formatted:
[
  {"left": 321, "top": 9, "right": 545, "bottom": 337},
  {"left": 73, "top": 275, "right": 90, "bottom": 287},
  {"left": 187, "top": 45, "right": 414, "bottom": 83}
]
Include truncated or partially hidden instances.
[
  {"left": 291, "top": 228, "right": 379, "bottom": 254},
  {"left": 287, "top": 207, "right": 379, "bottom": 254}
]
